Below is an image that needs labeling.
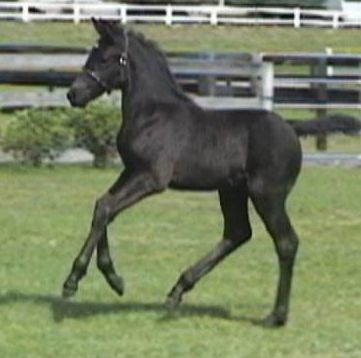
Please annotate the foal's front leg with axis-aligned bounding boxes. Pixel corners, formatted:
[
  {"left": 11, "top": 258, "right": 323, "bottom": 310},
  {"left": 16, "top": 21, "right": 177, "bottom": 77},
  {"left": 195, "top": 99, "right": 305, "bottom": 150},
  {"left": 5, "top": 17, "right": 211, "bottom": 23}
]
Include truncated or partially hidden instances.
[
  {"left": 96, "top": 232, "right": 125, "bottom": 296},
  {"left": 62, "top": 170, "right": 163, "bottom": 298}
]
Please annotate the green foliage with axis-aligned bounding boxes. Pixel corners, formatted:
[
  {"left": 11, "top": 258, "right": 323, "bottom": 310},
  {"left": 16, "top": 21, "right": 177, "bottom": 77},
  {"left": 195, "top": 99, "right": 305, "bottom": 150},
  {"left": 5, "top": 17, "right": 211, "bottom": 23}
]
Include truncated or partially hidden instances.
[
  {"left": 2, "top": 108, "right": 72, "bottom": 166},
  {"left": 68, "top": 101, "right": 121, "bottom": 168},
  {"left": 0, "top": 102, "right": 121, "bottom": 168}
]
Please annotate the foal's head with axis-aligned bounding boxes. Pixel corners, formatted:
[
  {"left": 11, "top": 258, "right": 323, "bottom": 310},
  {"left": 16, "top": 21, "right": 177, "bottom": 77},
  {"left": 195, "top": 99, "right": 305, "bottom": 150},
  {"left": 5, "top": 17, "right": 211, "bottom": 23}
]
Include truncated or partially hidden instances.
[{"left": 67, "top": 19, "right": 129, "bottom": 107}]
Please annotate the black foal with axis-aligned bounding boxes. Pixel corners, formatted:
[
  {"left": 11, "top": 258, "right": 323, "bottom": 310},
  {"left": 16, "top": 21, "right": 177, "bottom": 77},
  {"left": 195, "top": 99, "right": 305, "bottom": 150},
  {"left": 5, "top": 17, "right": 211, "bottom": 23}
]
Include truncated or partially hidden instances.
[{"left": 64, "top": 19, "right": 360, "bottom": 327}]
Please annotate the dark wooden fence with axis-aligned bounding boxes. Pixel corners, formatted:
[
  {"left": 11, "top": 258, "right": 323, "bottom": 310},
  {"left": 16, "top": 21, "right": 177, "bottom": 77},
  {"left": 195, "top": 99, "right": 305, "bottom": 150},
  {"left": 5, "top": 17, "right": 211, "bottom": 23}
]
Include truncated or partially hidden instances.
[
  {"left": 1, "top": 44, "right": 360, "bottom": 132},
  {"left": 0, "top": 45, "right": 274, "bottom": 110},
  {"left": 263, "top": 52, "right": 361, "bottom": 148},
  {"left": 1, "top": 44, "right": 360, "bottom": 111}
]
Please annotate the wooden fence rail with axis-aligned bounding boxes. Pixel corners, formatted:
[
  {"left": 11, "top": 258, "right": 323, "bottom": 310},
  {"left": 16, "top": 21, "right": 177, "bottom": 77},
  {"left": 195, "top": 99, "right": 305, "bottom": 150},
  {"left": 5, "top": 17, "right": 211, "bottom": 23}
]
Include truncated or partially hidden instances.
[
  {"left": 0, "top": 45, "right": 360, "bottom": 111},
  {"left": 0, "top": 45, "right": 274, "bottom": 110},
  {"left": 1, "top": 45, "right": 360, "bottom": 150}
]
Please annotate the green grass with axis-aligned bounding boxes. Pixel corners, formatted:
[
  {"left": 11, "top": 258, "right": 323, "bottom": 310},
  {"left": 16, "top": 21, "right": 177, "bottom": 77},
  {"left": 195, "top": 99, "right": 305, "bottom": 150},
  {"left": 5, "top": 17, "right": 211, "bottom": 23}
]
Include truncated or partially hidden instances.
[
  {"left": 0, "top": 165, "right": 360, "bottom": 357},
  {"left": 1, "top": 22, "right": 361, "bottom": 53},
  {"left": 300, "top": 134, "right": 361, "bottom": 153}
]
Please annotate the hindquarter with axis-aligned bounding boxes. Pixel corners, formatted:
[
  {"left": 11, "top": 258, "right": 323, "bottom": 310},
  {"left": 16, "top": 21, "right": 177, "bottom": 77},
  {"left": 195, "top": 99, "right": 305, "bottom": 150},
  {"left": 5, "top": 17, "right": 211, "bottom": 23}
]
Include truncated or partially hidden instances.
[{"left": 246, "top": 112, "right": 302, "bottom": 197}]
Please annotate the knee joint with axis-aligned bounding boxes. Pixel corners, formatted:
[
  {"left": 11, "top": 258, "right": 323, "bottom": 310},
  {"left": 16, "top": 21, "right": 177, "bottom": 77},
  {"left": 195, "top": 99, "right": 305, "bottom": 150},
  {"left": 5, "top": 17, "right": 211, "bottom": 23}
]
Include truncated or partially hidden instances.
[
  {"left": 92, "top": 196, "right": 111, "bottom": 227},
  {"left": 277, "top": 237, "right": 299, "bottom": 260},
  {"left": 225, "top": 227, "right": 252, "bottom": 247},
  {"left": 73, "top": 257, "right": 88, "bottom": 277},
  {"left": 97, "top": 256, "right": 113, "bottom": 273},
  {"left": 180, "top": 272, "right": 195, "bottom": 292}
]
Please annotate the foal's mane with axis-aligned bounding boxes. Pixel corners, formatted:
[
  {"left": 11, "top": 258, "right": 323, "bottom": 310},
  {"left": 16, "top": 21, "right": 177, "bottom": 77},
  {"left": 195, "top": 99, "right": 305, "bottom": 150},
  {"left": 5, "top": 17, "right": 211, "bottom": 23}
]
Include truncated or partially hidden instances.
[{"left": 125, "top": 29, "right": 191, "bottom": 102}]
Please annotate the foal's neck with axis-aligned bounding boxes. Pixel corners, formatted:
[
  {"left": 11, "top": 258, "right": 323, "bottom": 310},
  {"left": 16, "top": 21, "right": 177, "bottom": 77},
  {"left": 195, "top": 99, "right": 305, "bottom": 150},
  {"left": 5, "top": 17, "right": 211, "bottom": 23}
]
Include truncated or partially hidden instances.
[
  {"left": 118, "top": 34, "right": 197, "bottom": 130},
  {"left": 120, "top": 40, "right": 191, "bottom": 124}
]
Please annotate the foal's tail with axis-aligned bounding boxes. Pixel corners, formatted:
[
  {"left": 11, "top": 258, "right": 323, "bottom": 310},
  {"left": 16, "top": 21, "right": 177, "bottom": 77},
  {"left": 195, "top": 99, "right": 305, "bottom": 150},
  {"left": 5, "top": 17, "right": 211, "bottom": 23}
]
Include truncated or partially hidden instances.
[{"left": 287, "top": 114, "right": 361, "bottom": 137}]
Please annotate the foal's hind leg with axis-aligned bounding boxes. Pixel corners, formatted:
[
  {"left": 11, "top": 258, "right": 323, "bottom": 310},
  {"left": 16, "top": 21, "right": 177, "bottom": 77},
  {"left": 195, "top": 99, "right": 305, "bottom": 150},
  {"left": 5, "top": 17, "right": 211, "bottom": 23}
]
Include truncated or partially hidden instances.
[
  {"left": 166, "top": 185, "right": 252, "bottom": 309},
  {"left": 250, "top": 190, "right": 299, "bottom": 327}
]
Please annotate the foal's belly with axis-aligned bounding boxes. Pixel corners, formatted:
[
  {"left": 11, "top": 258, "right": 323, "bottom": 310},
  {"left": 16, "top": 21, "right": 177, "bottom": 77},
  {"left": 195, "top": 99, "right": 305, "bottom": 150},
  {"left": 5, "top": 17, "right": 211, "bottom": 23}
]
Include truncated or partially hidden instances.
[
  {"left": 169, "top": 159, "right": 246, "bottom": 191},
  {"left": 169, "top": 119, "right": 248, "bottom": 191}
]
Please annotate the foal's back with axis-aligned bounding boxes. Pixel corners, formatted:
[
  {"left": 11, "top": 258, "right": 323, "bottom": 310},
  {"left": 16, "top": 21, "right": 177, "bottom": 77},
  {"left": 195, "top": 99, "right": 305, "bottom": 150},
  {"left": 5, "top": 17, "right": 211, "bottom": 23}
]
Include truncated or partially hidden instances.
[{"left": 170, "top": 106, "right": 302, "bottom": 191}]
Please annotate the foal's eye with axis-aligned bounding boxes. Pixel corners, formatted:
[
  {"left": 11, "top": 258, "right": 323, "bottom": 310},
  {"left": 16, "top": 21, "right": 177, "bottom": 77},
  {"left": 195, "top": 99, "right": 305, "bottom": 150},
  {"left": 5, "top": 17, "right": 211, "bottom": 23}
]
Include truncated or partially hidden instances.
[{"left": 99, "top": 52, "right": 112, "bottom": 64}]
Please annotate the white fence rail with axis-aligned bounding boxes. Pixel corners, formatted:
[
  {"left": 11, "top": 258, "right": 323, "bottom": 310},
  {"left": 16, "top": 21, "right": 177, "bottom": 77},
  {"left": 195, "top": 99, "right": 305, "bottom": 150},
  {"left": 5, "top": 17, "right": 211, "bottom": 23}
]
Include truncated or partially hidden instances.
[{"left": 0, "top": 2, "right": 361, "bottom": 28}]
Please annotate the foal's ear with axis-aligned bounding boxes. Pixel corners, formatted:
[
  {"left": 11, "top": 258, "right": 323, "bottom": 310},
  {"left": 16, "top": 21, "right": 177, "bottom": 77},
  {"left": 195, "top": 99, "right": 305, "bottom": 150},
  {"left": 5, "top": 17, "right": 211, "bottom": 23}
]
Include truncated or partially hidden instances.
[
  {"left": 91, "top": 18, "right": 123, "bottom": 44},
  {"left": 91, "top": 18, "right": 108, "bottom": 39}
]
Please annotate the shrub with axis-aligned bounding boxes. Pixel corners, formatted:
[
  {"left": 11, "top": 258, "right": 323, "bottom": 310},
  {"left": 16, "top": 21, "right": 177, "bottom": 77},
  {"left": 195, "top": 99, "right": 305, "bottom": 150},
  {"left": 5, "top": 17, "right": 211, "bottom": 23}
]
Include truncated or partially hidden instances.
[
  {"left": 2, "top": 108, "right": 73, "bottom": 166},
  {"left": 68, "top": 101, "right": 121, "bottom": 168}
]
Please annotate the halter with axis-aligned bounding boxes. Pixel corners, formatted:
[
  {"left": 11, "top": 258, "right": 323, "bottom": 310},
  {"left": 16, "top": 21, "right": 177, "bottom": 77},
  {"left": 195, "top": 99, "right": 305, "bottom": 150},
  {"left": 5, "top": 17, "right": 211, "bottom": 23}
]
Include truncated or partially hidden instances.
[
  {"left": 84, "top": 29, "right": 129, "bottom": 93},
  {"left": 119, "top": 29, "right": 129, "bottom": 67},
  {"left": 85, "top": 70, "right": 112, "bottom": 93}
]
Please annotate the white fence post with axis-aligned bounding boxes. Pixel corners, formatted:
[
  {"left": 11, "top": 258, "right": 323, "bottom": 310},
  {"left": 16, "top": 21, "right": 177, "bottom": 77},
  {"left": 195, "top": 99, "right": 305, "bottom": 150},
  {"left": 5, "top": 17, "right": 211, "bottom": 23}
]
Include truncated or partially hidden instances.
[
  {"left": 260, "top": 62, "right": 274, "bottom": 111},
  {"left": 73, "top": 4, "right": 80, "bottom": 24},
  {"left": 121, "top": 4, "right": 127, "bottom": 24},
  {"left": 22, "top": 3, "right": 29, "bottom": 23},
  {"left": 294, "top": 7, "right": 301, "bottom": 28},
  {"left": 326, "top": 47, "right": 334, "bottom": 76},
  {"left": 332, "top": 13, "right": 339, "bottom": 29},
  {"left": 166, "top": 5, "right": 172, "bottom": 26},
  {"left": 210, "top": 8, "right": 218, "bottom": 26}
]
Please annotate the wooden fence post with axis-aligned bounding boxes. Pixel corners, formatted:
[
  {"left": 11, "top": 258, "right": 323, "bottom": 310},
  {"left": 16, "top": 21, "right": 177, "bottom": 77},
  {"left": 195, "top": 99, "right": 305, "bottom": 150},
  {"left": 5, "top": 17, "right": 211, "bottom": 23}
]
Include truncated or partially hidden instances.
[
  {"left": 294, "top": 7, "right": 301, "bottom": 28},
  {"left": 166, "top": 5, "right": 172, "bottom": 26},
  {"left": 22, "top": 4, "right": 29, "bottom": 23},
  {"left": 311, "top": 59, "right": 328, "bottom": 151},
  {"left": 332, "top": 13, "right": 339, "bottom": 29},
  {"left": 73, "top": 4, "right": 80, "bottom": 24},
  {"left": 121, "top": 4, "right": 127, "bottom": 24},
  {"left": 198, "top": 53, "right": 216, "bottom": 96},
  {"left": 260, "top": 62, "right": 274, "bottom": 111},
  {"left": 210, "top": 8, "right": 218, "bottom": 26}
]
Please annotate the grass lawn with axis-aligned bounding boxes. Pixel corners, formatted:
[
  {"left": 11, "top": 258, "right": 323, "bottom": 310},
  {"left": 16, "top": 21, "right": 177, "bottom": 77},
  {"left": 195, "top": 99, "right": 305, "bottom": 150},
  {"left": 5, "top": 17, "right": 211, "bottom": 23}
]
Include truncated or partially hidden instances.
[
  {"left": 0, "top": 21, "right": 361, "bottom": 53},
  {"left": 0, "top": 165, "right": 360, "bottom": 357}
]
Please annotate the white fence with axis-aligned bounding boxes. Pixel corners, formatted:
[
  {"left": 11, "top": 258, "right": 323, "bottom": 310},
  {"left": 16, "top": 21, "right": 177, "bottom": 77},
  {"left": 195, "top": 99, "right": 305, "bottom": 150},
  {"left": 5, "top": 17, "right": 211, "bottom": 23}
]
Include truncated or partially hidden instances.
[{"left": 0, "top": 2, "right": 361, "bottom": 28}]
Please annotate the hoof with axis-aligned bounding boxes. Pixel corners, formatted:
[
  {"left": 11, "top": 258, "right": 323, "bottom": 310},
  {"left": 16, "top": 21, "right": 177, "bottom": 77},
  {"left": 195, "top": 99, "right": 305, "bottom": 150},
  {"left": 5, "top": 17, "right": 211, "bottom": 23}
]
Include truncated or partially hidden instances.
[
  {"left": 108, "top": 275, "right": 125, "bottom": 296},
  {"left": 164, "top": 295, "right": 181, "bottom": 311},
  {"left": 62, "top": 281, "right": 78, "bottom": 299},
  {"left": 257, "top": 313, "right": 287, "bottom": 328}
]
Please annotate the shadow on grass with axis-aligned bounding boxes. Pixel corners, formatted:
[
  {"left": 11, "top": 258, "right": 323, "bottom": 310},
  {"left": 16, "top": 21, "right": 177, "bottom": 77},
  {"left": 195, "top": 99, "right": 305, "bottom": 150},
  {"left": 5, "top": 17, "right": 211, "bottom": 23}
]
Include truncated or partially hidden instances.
[{"left": 0, "top": 291, "right": 263, "bottom": 325}]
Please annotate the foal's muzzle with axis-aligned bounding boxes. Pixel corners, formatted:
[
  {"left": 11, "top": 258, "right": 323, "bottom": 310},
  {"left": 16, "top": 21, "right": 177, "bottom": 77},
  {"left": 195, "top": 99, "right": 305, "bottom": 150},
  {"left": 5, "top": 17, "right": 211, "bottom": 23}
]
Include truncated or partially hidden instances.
[{"left": 67, "top": 89, "right": 86, "bottom": 108}]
